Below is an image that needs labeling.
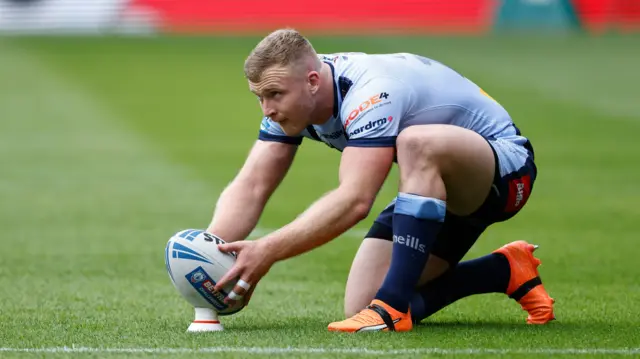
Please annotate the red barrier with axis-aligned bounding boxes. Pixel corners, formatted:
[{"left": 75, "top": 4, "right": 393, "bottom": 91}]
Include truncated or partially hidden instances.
[
  {"left": 129, "top": 0, "right": 497, "bottom": 34},
  {"left": 618, "top": 0, "right": 640, "bottom": 32},
  {"left": 572, "top": 0, "right": 640, "bottom": 33}
]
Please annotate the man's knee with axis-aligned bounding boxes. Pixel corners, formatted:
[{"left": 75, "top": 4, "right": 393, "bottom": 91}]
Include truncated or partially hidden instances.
[
  {"left": 395, "top": 127, "right": 450, "bottom": 194},
  {"left": 397, "top": 127, "right": 445, "bottom": 162},
  {"left": 396, "top": 126, "right": 454, "bottom": 176}
]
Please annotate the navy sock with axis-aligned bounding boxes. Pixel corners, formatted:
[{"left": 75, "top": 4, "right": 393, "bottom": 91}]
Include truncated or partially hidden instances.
[
  {"left": 410, "top": 253, "right": 510, "bottom": 322},
  {"left": 375, "top": 193, "right": 446, "bottom": 313}
]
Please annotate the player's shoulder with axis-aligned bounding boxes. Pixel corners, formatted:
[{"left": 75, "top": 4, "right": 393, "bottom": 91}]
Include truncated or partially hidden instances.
[
  {"left": 323, "top": 52, "right": 431, "bottom": 84},
  {"left": 318, "top": 52, "right": 394, "bottom": 74},
  {"left": 318, "top": 52, "right": 367, "bottom": 63}
]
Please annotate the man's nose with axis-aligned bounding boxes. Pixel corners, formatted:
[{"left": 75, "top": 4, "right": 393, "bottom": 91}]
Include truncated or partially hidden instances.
[{"left": 262, "top": 101, "right": 277, "bottom": 118}]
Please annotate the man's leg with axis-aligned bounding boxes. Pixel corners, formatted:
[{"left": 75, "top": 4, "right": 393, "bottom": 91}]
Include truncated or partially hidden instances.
[
  {"left": 407, "top": 213, "right": 512, "bottom": 322},
  {"left": 343, "top": 216, "right": 553, "bottom": 326},
  {"left": 410, "top": 255, "right": 510, "bottom": 321},
  {"left": 344, "top": 238, "right": 451, "bottom": 318},
  {"left": 330, "top": 124, "right": 497, "bottom": 332},
  {"left": 344, "top": 210, "right": 510, "bottom": 320},
  {"left": 411, "top": 242, "right": 554, "bottom": 325},
  {"left": 411, "top": 137, "right": 554, "bottom": 325},
  {"left": 343, "top": 202, "right": 395, "bottom": 318},
  {"left": 340, "top": 134, "right": 554, "bottom": 330}
]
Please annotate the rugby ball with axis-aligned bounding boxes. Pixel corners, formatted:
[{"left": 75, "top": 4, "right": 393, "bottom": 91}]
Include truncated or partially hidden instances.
[{"left": 165, "top": 229, "right": 245, "bottom": 316}]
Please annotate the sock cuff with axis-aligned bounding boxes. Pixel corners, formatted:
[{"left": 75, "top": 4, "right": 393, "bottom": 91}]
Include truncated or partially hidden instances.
[{"left": 394, "top": 193, "right": 446, "bottom": 221}]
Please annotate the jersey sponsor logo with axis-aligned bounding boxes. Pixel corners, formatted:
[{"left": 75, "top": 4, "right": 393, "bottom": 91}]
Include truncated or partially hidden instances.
[
  {"left": 348, "top": 116, "right": 393, "bottom": 137},
  {"left": 344, "top": 92, "right": 390, "bottom": 128}
]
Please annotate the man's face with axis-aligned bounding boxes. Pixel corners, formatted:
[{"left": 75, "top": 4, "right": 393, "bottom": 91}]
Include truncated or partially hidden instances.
[{"left": 249, "top": 65, "right": 315, "bottom": 136}]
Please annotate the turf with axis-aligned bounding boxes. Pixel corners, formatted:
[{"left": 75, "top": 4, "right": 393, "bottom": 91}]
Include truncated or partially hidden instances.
[{"left": 0, "top": 34, "right": 639, "bottom": 358}]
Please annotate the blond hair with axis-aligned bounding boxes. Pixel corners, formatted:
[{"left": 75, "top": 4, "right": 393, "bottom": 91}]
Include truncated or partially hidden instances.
[{"left": 244, "top": 29, "right": 320, "bottom": 82}]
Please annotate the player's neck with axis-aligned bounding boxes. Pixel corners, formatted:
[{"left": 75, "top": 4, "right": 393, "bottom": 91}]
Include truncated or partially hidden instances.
[{"left": 310, "top": 62, "right": 335, "bottom": 125}]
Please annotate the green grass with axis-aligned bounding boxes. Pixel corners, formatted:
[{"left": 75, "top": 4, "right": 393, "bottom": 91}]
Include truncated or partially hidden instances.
[{"left": 0, "top": 34, "right": 639, "bottom": 358}]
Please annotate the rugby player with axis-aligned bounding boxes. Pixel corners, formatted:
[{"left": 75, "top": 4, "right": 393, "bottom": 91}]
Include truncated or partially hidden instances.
[{"left": 210, "top": 29, "right": 555, "bottom": 332}]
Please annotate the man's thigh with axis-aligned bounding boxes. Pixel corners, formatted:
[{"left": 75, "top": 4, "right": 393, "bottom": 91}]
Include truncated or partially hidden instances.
[
  {"left": 395, "top": 124, "right": 497, "bottom": 216},
  {"left": 394, "top": 124, "right": 538, "bottom": 225}
]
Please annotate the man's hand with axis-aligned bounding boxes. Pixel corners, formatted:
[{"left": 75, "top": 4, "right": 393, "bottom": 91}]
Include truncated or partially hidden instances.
[{"left": 213, "top": 240, "right": 274, "bottom": 305}]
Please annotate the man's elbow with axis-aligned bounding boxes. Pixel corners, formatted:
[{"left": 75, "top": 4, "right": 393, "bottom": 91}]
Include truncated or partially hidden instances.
[{"left": 352, "top": 196, "right": 375, "bottom": 222}]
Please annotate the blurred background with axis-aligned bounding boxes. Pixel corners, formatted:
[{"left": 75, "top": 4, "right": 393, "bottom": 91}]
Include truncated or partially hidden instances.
[
  {"left": 1, "top": 0, "right": 639, "bottom": 352},
  {"left": 0, "top": 0, "right": 639, "bottom": 35}
]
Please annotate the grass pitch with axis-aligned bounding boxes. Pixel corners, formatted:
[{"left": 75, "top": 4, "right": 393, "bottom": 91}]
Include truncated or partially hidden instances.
[{"left": 0, "top": 34, "right": 639, "bottom": 358}]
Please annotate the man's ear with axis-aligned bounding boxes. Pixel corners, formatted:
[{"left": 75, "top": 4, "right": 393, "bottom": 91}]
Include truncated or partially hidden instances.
[{"left": 308, "top": 71, "right": 320, "bottom": 94}]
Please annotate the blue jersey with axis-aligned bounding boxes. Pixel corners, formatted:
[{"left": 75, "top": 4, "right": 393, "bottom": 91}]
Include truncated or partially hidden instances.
[{"left": 258, "top": 52, "right": 530, "bottom": 151}]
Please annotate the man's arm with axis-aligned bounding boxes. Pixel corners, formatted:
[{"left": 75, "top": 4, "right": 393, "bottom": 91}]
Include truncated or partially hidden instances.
[
  {"left": 207, "top": 140, "right": 297, "bottom": 242},
  {"left": 261, "top": 146, "right": 395, "bottom": 261}
]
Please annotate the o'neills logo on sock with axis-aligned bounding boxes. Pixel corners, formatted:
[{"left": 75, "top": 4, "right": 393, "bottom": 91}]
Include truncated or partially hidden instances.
[{"left": 393, "top": 234, "right": 426, "bottom": 253}]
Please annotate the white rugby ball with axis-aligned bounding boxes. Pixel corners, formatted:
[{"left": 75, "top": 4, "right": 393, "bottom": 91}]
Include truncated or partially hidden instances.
[{"left": 165, "top": 229, "right": 245, "bottom": 316}]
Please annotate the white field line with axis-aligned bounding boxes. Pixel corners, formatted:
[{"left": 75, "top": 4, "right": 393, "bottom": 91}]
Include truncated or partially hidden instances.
[{"left": 1, "top": 346, "right": 639, "bottom": 356}]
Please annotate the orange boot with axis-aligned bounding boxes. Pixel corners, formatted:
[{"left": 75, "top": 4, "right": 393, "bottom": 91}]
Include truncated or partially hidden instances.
[
  {"left": 328, "top": 299, "right": 413, "bottom": 333},
  {"left": 493, "top": 240, "right": 555, "bottom": 324}
]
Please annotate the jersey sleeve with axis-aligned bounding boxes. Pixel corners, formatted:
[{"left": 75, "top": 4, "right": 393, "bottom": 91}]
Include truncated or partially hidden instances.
[
  {"left": 341, "top": 78, "right": 411, "bottom": 147},
  {"left": 258, "top": 117, "right": 303, "bottom": 145}
]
